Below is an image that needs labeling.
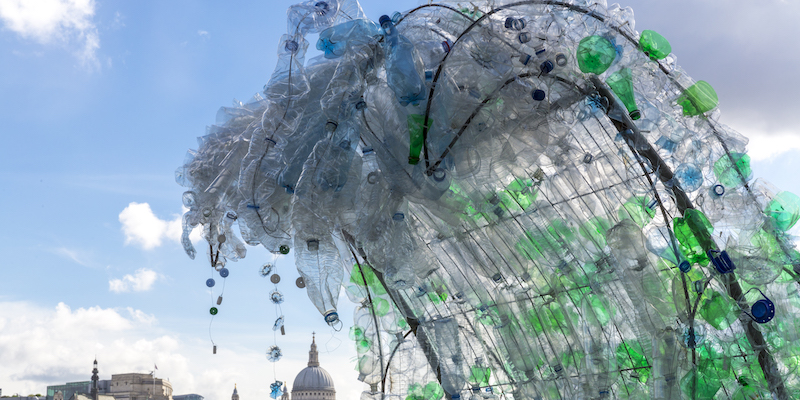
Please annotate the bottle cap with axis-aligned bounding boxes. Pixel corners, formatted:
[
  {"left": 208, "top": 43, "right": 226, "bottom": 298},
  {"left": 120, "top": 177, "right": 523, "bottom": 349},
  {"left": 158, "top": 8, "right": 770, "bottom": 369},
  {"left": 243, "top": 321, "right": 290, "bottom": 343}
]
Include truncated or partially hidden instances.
[
  {"left": 219, "top": 268, "right": 229, "bottom": 278},
  {"left": 539, "top": 60, "right": 554, "bottom": 74},
  {"left": 708, "top": 250, "right": 735, "bottom": 273},
  {"left": 210, "top": 307, "right": 218, "bottom": 315},
  {"left": 532, "top": 89, "right": 546, "bottom": 101},
  {"left": 713, "top": 184, "right": 725, "bottom": 196},
  {"left": 379, "top": 15, "right": 391, "bottom": 26},
  {"left": 325, "top": 311, "right": 340, "bottom": 324},
  {"left": 206, "top": 278, "right": 215, "bottom": 287},
  {"left": 751, "top": 299, "right": 775, "bottom": 323},
  {"left": 678, "top": 260, "right": 691, "bottom": 273}
]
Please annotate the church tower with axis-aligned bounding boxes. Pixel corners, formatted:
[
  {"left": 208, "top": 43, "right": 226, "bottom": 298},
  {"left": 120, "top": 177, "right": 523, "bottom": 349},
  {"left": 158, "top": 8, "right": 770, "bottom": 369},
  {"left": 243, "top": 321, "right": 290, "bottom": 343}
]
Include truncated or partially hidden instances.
[
  {"left": 90, "top": 359, "right": 99, "bottom": 400},
  {"left": 280, "top": 384, "right": 289, "bottom": 400},
  {"left": 231, "top": 384, "right": 239, "bottom": 400}
]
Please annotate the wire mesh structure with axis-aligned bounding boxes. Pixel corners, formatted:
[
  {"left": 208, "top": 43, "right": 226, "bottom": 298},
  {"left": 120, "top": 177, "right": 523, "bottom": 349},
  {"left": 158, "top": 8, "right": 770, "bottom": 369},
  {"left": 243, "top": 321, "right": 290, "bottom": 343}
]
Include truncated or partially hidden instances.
[{"left": 176, "top": 0, "right": 800, "bottom": 398}]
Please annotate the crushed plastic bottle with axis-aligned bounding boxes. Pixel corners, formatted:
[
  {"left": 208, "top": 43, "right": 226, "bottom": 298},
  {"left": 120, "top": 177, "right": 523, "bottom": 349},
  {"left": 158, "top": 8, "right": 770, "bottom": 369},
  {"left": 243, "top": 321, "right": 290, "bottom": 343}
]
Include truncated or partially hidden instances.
[{"left": 177, "top": 1, "right": 800, "bottom": 398}]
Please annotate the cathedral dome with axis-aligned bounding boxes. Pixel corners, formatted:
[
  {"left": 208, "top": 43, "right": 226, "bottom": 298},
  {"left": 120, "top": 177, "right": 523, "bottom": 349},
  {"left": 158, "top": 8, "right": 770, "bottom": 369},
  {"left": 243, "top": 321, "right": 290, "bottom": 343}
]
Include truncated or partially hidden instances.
[
  {"left": 292, "top": 367, "right": 335, "bottom": 391},
  {"left": 291, "top": 335, "right": 335, "bottom": 400}
]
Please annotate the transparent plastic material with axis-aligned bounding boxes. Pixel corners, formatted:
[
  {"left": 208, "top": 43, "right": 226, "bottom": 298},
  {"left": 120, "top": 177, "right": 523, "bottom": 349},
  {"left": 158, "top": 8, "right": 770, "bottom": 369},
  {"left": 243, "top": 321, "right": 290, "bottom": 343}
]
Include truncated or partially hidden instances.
[{"left": 177, "top": 0, "right": 800, "bottom": 398}]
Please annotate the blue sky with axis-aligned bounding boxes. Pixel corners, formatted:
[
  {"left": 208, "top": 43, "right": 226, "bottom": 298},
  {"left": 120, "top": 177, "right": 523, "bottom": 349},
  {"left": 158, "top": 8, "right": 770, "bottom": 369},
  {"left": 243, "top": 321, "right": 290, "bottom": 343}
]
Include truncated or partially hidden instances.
[{"left": 1, "top": 1, "right": 799, "bottom": 400}]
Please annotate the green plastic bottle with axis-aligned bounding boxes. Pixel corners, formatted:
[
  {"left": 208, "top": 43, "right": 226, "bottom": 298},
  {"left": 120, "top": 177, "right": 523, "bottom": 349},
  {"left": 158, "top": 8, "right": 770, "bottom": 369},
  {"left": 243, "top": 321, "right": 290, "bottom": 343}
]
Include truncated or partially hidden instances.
[
  {"left": 699, "top": 290, "right": 738, "bottom": 330},
  {"left": 680, "top": 368, "right": 721, "bottom": 399},
  {"left": 468, "top": 360, "right": 491, "bottom": 387},
  {"left": 407, "top": 114, "right": 431, "bottom": 165},
  {"left": 576, "top": 35, "right": 617, "bottom": 74},
  {"left": 616, "top": 341, "right": 651, "bottom": 383},
  {"left": 639, "top": 30, "right": 671, "bottom": 60},
  {"left": 676, "top": 81, "right": 718, "bottom": 116},
  {"left": 349, "top": 264, "right": 387, "bottom": 295},
  {"left": 765, "top": 191, "right": 800, "bottom": 231},
  {"left": 673, "top": 209, "right": 714, "bottom": 266},
  {"left": 606, "top": 68, "right": 641, "bottom": 120},
  {"left": 618, "top": 196, "right": 655, "bottom": 227},
  {"left": 713, "top": 152, "right": 752, "bottom": 188}
]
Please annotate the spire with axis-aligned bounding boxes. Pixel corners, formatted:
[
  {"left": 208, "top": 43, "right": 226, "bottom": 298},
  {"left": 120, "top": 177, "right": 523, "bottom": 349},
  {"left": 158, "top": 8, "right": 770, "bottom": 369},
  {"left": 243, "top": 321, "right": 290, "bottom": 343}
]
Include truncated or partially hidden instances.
[
  {"left": 91, "top": 359, "right": 99, "bottom": 400},
  {"left": 231, "top": 384, "right": 239, "bottom": 400},
  {"left": 280, "top": 384, "right": 289, "bottom": 400},
  {"left": 308, "top": 333, "right": 319, "bottom": 367}
]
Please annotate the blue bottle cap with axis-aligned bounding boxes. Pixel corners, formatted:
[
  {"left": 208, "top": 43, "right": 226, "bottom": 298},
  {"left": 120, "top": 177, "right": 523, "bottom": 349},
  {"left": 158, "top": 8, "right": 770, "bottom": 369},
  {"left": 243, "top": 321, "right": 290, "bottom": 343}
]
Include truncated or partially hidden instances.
[
  {"left": 708, "top": 250, "right": 735, "bottom": 273},
  {"left": 678, "top": 260, "right": 691, "bottom": 273},
  {"left": 206, "top": 278, "right": 215, "bottom": 287},
  {"left": 379, "top": 15, "right": 391, "bottom": 27},
  {"left": 504, "top": 17, "right": 514, "bottom": 29},
  {"left": 393, "top": 212, "right": 405, "bottom": 221},
  {"left": 219, "top": 268, "right": 229, "bottom": 278},
  {"left": 324, "top": 311, "right": 339, "bottom": 324},
  {"left": 539, "top": 60, "right": 554, "bottom": 74},
  {"left": 532, "top": 89, "right": 546, "bottom": 101},
  {"left": 713, "top": 184, "right": 725, "bottom": 196},
  {"left": 751, "top": 298, "right": 775, "bottom": 323}
]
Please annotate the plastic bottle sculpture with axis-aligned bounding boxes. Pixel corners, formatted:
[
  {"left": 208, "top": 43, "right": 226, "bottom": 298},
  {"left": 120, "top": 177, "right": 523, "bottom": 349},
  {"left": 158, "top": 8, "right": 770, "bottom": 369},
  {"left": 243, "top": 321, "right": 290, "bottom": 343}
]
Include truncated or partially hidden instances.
[{"left": 176, "top": 0, "right": 800, "bottom": 398}]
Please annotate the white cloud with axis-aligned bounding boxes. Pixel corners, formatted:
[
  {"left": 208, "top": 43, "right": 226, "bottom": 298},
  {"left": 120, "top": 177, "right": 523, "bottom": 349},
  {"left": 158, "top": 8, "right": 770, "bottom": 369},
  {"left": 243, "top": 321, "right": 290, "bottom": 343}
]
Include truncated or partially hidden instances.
[
  {"left": 197, "top": 30, "right": 208, "bottom": 37},
  {"left": 0, "top": 0, "right": 100, "bottom": 67},
  {"left": 109, "top": 268, "right": 160, "bottom": 293},
  {"left": 745, "top": 132, "right": 800, "bottom": 162},
  {"left": 119, "top": 202, "right": 185, "bottom": 250},
  {"left": 0, "top": 301, "right": 365, "bottom": 400}
]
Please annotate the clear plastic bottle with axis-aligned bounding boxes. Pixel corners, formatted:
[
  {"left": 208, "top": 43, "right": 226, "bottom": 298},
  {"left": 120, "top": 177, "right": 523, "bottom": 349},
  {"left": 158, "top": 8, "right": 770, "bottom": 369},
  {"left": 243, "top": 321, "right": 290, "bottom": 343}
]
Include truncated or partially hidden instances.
[
  {"left": 433, "top": 318, "right": 466, "bottom": 398},
  {"left": 380, "top": 15, "right": 427, "bottom": 106}
]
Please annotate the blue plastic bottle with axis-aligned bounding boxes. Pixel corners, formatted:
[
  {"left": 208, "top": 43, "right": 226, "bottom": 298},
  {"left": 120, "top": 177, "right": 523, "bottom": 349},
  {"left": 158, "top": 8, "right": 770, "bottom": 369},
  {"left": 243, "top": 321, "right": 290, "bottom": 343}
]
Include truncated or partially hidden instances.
[{"left": 380, "top": 15, "right": 427, "bottom": 106}]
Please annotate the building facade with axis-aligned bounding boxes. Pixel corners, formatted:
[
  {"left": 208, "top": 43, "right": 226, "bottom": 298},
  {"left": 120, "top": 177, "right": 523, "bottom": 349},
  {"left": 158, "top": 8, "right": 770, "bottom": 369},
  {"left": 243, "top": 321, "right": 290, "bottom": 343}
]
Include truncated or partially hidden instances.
[
  {"left": 172, "top": 394, "right": 203, "bottom": 400},
  {"left": 107, "top": 374, "right": 172, "bottom": 400},
  {"left": 47, "top": 361, "right": 177, "bottom": 400}
]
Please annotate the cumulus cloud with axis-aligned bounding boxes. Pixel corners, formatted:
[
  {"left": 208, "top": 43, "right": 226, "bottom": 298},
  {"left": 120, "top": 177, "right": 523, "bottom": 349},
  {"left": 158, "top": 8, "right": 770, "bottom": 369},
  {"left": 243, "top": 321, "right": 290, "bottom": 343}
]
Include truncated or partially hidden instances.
[
  {"left": 0, "top": 301, "right": 186, "bottom": 395},
  {"left": 0, "top": 301, "right": 364, "bottom": 400},
  {"left": 119, "top": 202, "right": 184, "bottom": 250},
  {"left": 0, "top": 0, "right": 100, "bottom": 67},
  {"left": 109, "top": 268, "right": 160, "bottom": 293},
  {"left": 744, "top": 131, "right": 800, "bottom": 162}
]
